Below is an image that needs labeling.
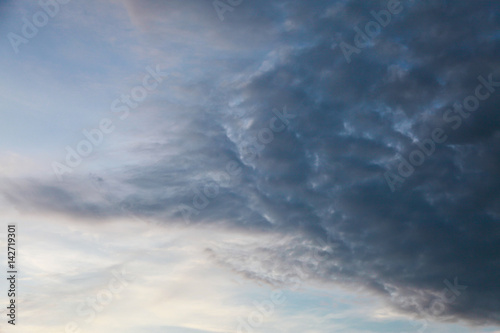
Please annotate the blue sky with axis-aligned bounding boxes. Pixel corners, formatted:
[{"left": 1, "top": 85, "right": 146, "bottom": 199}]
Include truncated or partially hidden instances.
[{"left": 1, "top": 0, "right": 500, "bottom": 332}]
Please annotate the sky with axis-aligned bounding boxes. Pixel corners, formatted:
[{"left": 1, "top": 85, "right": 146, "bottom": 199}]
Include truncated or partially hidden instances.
[{"left": 0, "top": 0, "right": 500, "bottom": 332}]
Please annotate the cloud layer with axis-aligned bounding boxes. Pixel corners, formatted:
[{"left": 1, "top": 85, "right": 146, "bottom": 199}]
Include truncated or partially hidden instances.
[{"left": 1, "top": 0, "right": 500, "bottom": 327}]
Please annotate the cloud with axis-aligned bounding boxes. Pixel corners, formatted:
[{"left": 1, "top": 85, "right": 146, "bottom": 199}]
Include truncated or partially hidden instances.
[{"left": 1, "top": 0, "right": 500, "bottom": 327}]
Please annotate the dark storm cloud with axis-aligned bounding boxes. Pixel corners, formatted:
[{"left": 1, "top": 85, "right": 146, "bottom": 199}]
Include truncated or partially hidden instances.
[{"left": 2, "top": 0, "right": 500, "bottom": 326}]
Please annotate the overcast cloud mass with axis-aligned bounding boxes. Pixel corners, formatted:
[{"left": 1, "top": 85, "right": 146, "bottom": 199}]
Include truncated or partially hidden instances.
[{"left": 0, "top": 0, "right": 499, "bottom": 332}]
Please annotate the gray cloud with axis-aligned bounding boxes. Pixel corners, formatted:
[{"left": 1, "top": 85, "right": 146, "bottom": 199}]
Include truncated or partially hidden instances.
[{"left": 2, "top": 0, "right": 500, "bottom": 326}]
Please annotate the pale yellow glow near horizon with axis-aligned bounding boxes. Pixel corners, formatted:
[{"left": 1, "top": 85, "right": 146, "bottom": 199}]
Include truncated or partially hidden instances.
[{"left": 0, "top": 210, "right": 422, "bottom": 333}]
